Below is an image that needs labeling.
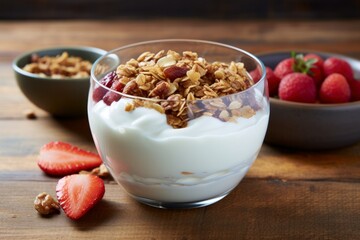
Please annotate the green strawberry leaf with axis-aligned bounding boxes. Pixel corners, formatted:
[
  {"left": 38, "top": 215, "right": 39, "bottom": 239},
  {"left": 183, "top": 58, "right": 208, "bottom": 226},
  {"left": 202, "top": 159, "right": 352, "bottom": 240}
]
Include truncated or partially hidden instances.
[{"left": 291, "top": 51, "right": 317, "bottom": 75}]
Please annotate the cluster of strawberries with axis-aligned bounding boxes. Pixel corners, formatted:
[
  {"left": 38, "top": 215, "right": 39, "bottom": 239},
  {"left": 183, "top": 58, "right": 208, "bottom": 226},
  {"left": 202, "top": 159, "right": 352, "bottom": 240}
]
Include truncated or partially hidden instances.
[{"left": 251, "top": 52, "right": 360, "bottom": 103}]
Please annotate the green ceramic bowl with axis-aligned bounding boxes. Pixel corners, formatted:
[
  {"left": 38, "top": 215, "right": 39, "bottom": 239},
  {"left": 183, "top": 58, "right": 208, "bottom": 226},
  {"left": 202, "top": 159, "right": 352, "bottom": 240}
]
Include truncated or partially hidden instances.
[
  {"left": 257, "top": 51, "right": 360, "bottom": 150},
  {"left": 13, "top": 46, "right": 106, "bottom": 117}
]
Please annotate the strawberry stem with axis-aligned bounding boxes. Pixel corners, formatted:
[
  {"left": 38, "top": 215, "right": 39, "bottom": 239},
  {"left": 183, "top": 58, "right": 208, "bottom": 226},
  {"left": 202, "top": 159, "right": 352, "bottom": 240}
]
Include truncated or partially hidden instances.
[{"left": 291, "top": 51, "right": 317, "bottom": 75}]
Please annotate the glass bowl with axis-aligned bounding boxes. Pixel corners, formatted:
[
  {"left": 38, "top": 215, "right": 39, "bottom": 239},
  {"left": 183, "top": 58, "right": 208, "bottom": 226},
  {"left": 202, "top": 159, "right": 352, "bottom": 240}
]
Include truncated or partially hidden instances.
[{"left": 88, "top": 39, "right": 269, "bottom": 209}]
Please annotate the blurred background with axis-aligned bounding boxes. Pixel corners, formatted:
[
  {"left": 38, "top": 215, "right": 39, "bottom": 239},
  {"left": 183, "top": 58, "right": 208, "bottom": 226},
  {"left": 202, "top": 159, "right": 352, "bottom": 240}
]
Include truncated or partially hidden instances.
[{"left": 1, "top": 0, "right": 359, "bottom": 19}]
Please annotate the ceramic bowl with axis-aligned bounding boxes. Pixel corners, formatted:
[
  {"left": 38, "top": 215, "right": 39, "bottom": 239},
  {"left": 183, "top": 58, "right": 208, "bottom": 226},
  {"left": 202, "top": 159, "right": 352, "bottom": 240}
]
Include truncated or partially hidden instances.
[
  {"left": 257, "top": 51, "right": 360, "bottom": 150},
  {"left": 13, "top": 46, "right": 106, "bottom": 117}
]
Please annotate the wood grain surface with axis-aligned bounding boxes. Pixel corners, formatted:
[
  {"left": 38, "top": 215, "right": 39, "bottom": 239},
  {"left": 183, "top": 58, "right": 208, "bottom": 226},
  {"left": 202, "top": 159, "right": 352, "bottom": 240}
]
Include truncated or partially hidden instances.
[{"left": 0, "top": 19, "right": 360, "bottom": 240}]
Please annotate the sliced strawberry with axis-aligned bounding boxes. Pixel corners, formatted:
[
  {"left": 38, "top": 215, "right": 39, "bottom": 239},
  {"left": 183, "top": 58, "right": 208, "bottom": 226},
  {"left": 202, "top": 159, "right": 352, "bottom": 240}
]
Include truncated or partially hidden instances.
[
  {"left": 56, "top": 174, "right": 105, "bottom": 220},
  {"left": 37, "top": 141, "right": 102, "bottom": 176}
]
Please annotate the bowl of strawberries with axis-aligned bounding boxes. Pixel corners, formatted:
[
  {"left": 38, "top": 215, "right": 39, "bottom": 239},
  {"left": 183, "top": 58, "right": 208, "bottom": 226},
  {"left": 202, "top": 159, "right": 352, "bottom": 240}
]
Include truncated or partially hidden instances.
[{"left": 254, "top": 51, "right": 360, "bottom": 150}]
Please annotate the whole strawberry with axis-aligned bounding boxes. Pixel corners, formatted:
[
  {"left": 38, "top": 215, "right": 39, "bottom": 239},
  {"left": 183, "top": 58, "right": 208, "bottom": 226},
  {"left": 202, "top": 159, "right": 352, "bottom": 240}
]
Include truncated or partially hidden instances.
[
  {"left": 323, "top": 57, "right": 354, "bottom": 81},
  {"left": 266, "top": 67, "right": 281, "bottom": 97},
  {"left": 349, "top": 79, "right": 360, "bottom": 101},
  {"left": 304, "top": 53, "right": 324, "bottom": 66},
  {"left": 304, "top": 53, "right": 324, "bottom": 87},
  {"left": 319, "top": 73, "right": 351, "bottom": 103},
  {"left": 274, "top": 52, "right": 323, "bottom": 85},
  {"left": 250, "top": 67, "right": 281, "bottom": 97},
  {"left": 274, "top": 58, "right": 295, "bottom": 79},
  {"left": 279, "top": 73, "right": 317, "bottom": 103},
  {"left": 249, "top": 68, "right": 262, "bottom": 83}
]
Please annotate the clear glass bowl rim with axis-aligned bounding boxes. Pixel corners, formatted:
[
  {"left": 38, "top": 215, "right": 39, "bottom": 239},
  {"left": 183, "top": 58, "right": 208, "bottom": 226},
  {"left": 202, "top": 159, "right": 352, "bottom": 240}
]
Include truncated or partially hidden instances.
[{"left": 90, "top": 39, "right": 266, "bottom": 103}]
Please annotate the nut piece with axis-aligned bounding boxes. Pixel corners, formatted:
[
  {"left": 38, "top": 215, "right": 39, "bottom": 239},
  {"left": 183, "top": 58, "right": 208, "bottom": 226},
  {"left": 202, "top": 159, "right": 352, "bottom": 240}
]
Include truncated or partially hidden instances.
[
  {"left": 164, "top": 66, "right": 188, "bottom": 81},
  {"left": 97, "top": 164, "right": 111, "bottom": 178},
  {"left": 79, "top": 164, "right": 110, "bottom": 178},
  {"left": 157, "top": 55, "right": 176, "bottom": 68},
  {"left": 23, "top": 109, "right": 37, "bottom": 119},
  {"left": 34, "top": 192, "right": 60, "bottom": 215},
  {"left": 149, "top": 81, "right": 171, "bottom": 98}
]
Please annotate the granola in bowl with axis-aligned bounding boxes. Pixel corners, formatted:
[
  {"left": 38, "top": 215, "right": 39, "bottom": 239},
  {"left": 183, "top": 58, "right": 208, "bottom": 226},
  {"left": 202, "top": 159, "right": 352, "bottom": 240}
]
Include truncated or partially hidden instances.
[
  {"left": 88, "top": 40, "right": 269, "bottom": 209},
  {"left": 23, "top": 52, "right": 92, "bottom": 79},
  {"left": 13, "top": 46, "right": 106, "bottom": 116}
]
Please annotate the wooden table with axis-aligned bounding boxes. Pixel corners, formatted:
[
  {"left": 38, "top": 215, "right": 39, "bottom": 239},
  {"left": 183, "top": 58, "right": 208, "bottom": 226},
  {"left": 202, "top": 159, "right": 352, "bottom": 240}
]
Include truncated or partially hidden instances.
[{"left": 1, "top": 20, "right": 360, "bottom": 239}]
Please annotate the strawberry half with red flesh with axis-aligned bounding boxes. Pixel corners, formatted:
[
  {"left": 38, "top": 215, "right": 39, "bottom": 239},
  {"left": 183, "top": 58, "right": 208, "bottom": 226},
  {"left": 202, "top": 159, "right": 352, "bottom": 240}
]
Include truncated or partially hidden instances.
[
  {"left": 56, "top": 174, "right": 105, "bottom": 220},
  {"left": 38, "top": 141, "right": 102, "bottom": 176}
]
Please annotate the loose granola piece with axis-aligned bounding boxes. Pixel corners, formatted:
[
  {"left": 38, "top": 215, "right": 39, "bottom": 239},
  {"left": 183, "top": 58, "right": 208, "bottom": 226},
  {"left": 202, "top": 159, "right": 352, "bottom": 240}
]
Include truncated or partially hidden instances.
[
  {"left": 34, "top": 192, "right": 60, "bottom": 215},
  {"left": 79, "top": 164, "right": 111, "bottom": 178},
  {"left": 167, "top": 114, "right": 187, "bottom": 128},
  {"left": 23, "top": 109, "right": 37, "bottom": 119},
  {"left": 186, "top": 69, "right": 201, "bottom": 82},
  {"left": 143, "top": 101, "right": 165, "bottom": 114},
  {"left": 186, "top": 92, "right": 195, "bottom": 101},
  {"left": 125, "top": 102, "right": 135, "bottom": 112},
  {"left": 183, "top": 51, "right": 198, "bottom": 60},
  {"left": 209, "top": 99, "right": 227, "bottom": 109},
  {"left": 219, "top": 110, "right": 230, "bottom": 121},
  {"left": 123, "top": 79, "right": 138, "bottom": 95},
  {"left": 228, "top": 100, "right": 243, "bottom": 110},
  {"left": 157, "top": 55, "right": 176, "bottom": 68},
  {"left": 149, "top": 81, "right": 172, "bottom": 98},
  {"left": 232, "top": 106, "right": 256, "bottom": 119}
]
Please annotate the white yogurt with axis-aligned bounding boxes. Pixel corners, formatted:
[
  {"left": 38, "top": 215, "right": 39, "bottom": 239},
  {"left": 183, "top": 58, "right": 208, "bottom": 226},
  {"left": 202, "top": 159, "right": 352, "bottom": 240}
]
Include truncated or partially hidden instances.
[{"left": 88, "top": 96, "right": 269, "bottom": 203}]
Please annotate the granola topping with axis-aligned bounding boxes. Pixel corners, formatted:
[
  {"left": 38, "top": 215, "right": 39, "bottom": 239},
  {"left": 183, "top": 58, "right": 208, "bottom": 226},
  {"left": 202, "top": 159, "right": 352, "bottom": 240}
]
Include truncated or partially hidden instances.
[{"left": 97, "top": 50, "right": 260, "bottom": 128}]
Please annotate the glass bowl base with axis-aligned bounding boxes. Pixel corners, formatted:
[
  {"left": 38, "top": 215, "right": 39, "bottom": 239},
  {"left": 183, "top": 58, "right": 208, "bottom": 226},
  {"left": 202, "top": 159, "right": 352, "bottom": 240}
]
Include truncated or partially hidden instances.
[{"left": 130, "top": 190, "right": 231, "bottom": 209}]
